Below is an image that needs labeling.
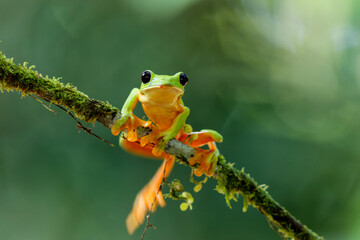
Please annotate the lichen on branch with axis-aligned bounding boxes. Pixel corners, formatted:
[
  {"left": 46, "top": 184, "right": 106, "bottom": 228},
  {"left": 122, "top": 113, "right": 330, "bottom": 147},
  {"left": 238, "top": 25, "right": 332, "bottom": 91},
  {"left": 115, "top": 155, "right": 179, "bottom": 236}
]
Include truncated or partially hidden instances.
[{"left": 0, "top": 51, "right": 324, "bottom": 240}]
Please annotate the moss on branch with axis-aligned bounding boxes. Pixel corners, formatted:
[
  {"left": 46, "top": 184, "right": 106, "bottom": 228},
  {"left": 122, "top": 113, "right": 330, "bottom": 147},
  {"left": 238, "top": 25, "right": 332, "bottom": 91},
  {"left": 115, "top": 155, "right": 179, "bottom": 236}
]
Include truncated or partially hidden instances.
[
  {"left": 0, "top": 52, "right": 120, "bottom": 127},
  {"left": 0, "top": 51, "right": 324, "bottom": 240}
]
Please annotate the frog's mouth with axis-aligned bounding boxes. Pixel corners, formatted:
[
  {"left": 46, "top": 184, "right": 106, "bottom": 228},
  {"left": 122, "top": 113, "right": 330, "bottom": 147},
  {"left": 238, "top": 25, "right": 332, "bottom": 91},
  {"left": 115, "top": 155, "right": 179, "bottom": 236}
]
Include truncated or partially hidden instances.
[{"left": 139, "top": 85, "right": 184, "bottom": 104}]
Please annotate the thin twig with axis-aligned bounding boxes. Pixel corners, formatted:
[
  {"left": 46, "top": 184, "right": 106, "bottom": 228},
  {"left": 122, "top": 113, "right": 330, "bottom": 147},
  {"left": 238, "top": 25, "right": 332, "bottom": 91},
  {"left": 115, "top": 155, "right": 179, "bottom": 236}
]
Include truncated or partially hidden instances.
[
  {"left": 29, "top": 93, "right": 114, "bottom": 146},
  {"left": 29, "top": 95, "right": 56, "bottom": 113},
  {"left": 140, "top": 159, "right": 168, "bottom": 240},
  {"left": 54, "top": 103, "right": 115, "bottom": 147}
]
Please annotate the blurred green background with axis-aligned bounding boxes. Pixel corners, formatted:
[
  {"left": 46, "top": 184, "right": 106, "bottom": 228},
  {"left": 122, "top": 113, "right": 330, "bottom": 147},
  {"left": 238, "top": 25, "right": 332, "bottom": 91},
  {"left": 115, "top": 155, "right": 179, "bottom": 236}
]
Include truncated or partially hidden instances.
[{"left": 1, "top": 0, "right": 360, "bottom": 239}]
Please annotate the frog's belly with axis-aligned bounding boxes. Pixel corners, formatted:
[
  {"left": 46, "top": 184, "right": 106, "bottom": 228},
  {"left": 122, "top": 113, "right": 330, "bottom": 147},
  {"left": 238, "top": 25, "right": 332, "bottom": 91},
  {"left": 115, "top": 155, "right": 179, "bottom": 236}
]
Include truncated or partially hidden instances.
[{"left": 141, "top": 103, "right": 183, "bottom": 130}]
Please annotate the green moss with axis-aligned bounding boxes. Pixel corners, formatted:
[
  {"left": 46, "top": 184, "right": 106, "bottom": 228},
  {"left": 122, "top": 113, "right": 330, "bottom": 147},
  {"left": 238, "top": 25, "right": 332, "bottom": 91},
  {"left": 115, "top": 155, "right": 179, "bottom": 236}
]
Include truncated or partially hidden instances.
[
  {"left": 0, "top": 51, "right": 119, "bottom": 125},
  {"left": 214, "top": 155, "right": 324, "bottom": 240}
]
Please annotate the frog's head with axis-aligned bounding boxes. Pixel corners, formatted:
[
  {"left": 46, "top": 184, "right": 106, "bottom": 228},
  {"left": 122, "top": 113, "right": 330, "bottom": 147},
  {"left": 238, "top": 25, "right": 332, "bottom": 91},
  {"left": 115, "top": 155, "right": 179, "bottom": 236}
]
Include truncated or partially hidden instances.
[{"left": 139, "top": 70, "right": 188, "bottom": 94}]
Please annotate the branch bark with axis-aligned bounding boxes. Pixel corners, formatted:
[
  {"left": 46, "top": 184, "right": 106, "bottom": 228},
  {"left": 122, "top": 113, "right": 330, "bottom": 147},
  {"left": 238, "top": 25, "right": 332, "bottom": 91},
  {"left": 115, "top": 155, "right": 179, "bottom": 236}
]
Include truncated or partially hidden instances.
[{"left": 0, "top": 51, "right": 324, "bottom": 240}]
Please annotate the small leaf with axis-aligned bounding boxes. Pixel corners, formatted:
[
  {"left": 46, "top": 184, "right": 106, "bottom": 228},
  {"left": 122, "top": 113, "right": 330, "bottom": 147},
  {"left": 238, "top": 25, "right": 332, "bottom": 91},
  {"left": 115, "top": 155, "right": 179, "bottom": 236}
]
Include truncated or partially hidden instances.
[
  {"left": 180, "top": 203, "right": 188, "bottom": 211},
  {"left": 193, "top": 184, "right": 202, "bottom": 193},
  {"left": 181, "top": 192, "right": 194, "bottom": 204}
]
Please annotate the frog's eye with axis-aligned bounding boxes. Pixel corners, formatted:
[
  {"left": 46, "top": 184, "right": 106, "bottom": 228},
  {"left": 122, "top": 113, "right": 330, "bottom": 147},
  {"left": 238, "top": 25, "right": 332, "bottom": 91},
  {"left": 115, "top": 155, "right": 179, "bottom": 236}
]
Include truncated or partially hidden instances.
[
  {"left": 141, "top": 70, "right": 151, "bottom": 84},
  {"left": 179, "top": 73, "right": 189, "bottom": 86}
]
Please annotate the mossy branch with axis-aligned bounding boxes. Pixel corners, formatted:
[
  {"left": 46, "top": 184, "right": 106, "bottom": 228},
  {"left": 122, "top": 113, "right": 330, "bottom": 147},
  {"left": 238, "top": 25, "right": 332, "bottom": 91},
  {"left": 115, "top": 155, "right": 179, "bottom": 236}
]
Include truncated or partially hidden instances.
[{"left": 0, "top": 51, "right": 324, "bottom": 240}]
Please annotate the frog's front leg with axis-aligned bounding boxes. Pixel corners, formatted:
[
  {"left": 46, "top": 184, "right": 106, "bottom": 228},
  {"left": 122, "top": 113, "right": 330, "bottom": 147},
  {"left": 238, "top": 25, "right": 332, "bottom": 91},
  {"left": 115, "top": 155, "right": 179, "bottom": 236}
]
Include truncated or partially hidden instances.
[
  {"left": 111, "top": 88, "right": 151, "bottom": 142},
  {"left": 150, "top": 107, "right": 190, "bottom": 157}
]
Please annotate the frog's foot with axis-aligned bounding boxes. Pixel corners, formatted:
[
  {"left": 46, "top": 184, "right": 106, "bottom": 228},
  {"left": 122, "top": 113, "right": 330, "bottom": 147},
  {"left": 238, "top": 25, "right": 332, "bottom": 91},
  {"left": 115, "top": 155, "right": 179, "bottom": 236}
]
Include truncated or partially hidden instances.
[
  {"left": 188, "top": 142, "right": 219, "bottom": 177},
  {"left": 126, "top": 155, "right": 175, "bottom": 235},
  {"left": 111, "top": 114, "right": 151, "bottom": 142},
  {"left": 139, "top": 128, "right": 161, "bottom": 148},
  {"left": 137, "top": 128, "right": 173, "bottom": 157},
  {"left": 126, "top": 181, "right": 166, "bottom": 235}
]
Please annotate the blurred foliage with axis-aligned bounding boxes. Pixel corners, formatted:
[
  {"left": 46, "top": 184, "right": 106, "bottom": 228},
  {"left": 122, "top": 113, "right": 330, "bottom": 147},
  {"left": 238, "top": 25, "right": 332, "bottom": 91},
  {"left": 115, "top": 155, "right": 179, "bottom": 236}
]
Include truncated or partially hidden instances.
[{"left": 1, "top": 0, "right": 360, "bottom": 239}]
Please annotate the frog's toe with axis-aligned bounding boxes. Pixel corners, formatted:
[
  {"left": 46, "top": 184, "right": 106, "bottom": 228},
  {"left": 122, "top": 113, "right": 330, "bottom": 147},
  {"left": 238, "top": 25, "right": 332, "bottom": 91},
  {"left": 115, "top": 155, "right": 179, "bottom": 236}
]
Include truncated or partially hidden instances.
[
  {"left": 127, "top": 128, "right": 138, "bottom": 142},
  {"left": 139, "top": 131, "right": 158, "bottom": 147},
  {"left": 152, "top": 143, "right": 166, "bottom": 157},
  {"left": 150, "top": 133, "right": 173, "bottom": 157},
  {"left": 111, "top": 115, "right": 129, "bottom": 136},
  {"left": 111, "top": 127, "right": 121, "bottom": 136},
  {"left": 139, "top": 135, "right": 151, "bottom": 147},
  {"left": 124, "top": 118, "right": 138, "bottom": 142}
]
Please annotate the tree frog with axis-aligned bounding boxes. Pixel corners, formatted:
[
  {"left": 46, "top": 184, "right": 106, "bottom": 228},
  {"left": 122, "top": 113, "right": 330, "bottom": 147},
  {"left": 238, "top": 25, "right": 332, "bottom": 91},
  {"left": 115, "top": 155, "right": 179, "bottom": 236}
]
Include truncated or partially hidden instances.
[{"left": 111, "top": 70, "right": 223, "bottom": 234}]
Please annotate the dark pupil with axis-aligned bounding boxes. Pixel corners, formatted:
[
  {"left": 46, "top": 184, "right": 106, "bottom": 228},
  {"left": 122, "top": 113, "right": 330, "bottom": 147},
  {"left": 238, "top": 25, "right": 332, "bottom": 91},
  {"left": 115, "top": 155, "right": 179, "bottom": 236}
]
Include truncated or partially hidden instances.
[
  {"left": 179, "top": 73, "right": 188, "bottom": 86},
  {"left": 141, "top": 71, "right": 151, "bottom": 83}
]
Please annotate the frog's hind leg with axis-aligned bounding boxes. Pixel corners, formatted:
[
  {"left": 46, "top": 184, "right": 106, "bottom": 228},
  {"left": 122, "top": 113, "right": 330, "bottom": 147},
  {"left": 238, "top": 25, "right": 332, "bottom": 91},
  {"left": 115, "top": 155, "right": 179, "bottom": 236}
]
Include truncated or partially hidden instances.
[
  {"left": 185, "top": 129, "right": 223, "bottom": 177},
  {"left": 186, "top": 129, "right": 223, "bottom": 148},
  {"left": 126, "top": 154, "right": 175, "bottom": 235}
]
